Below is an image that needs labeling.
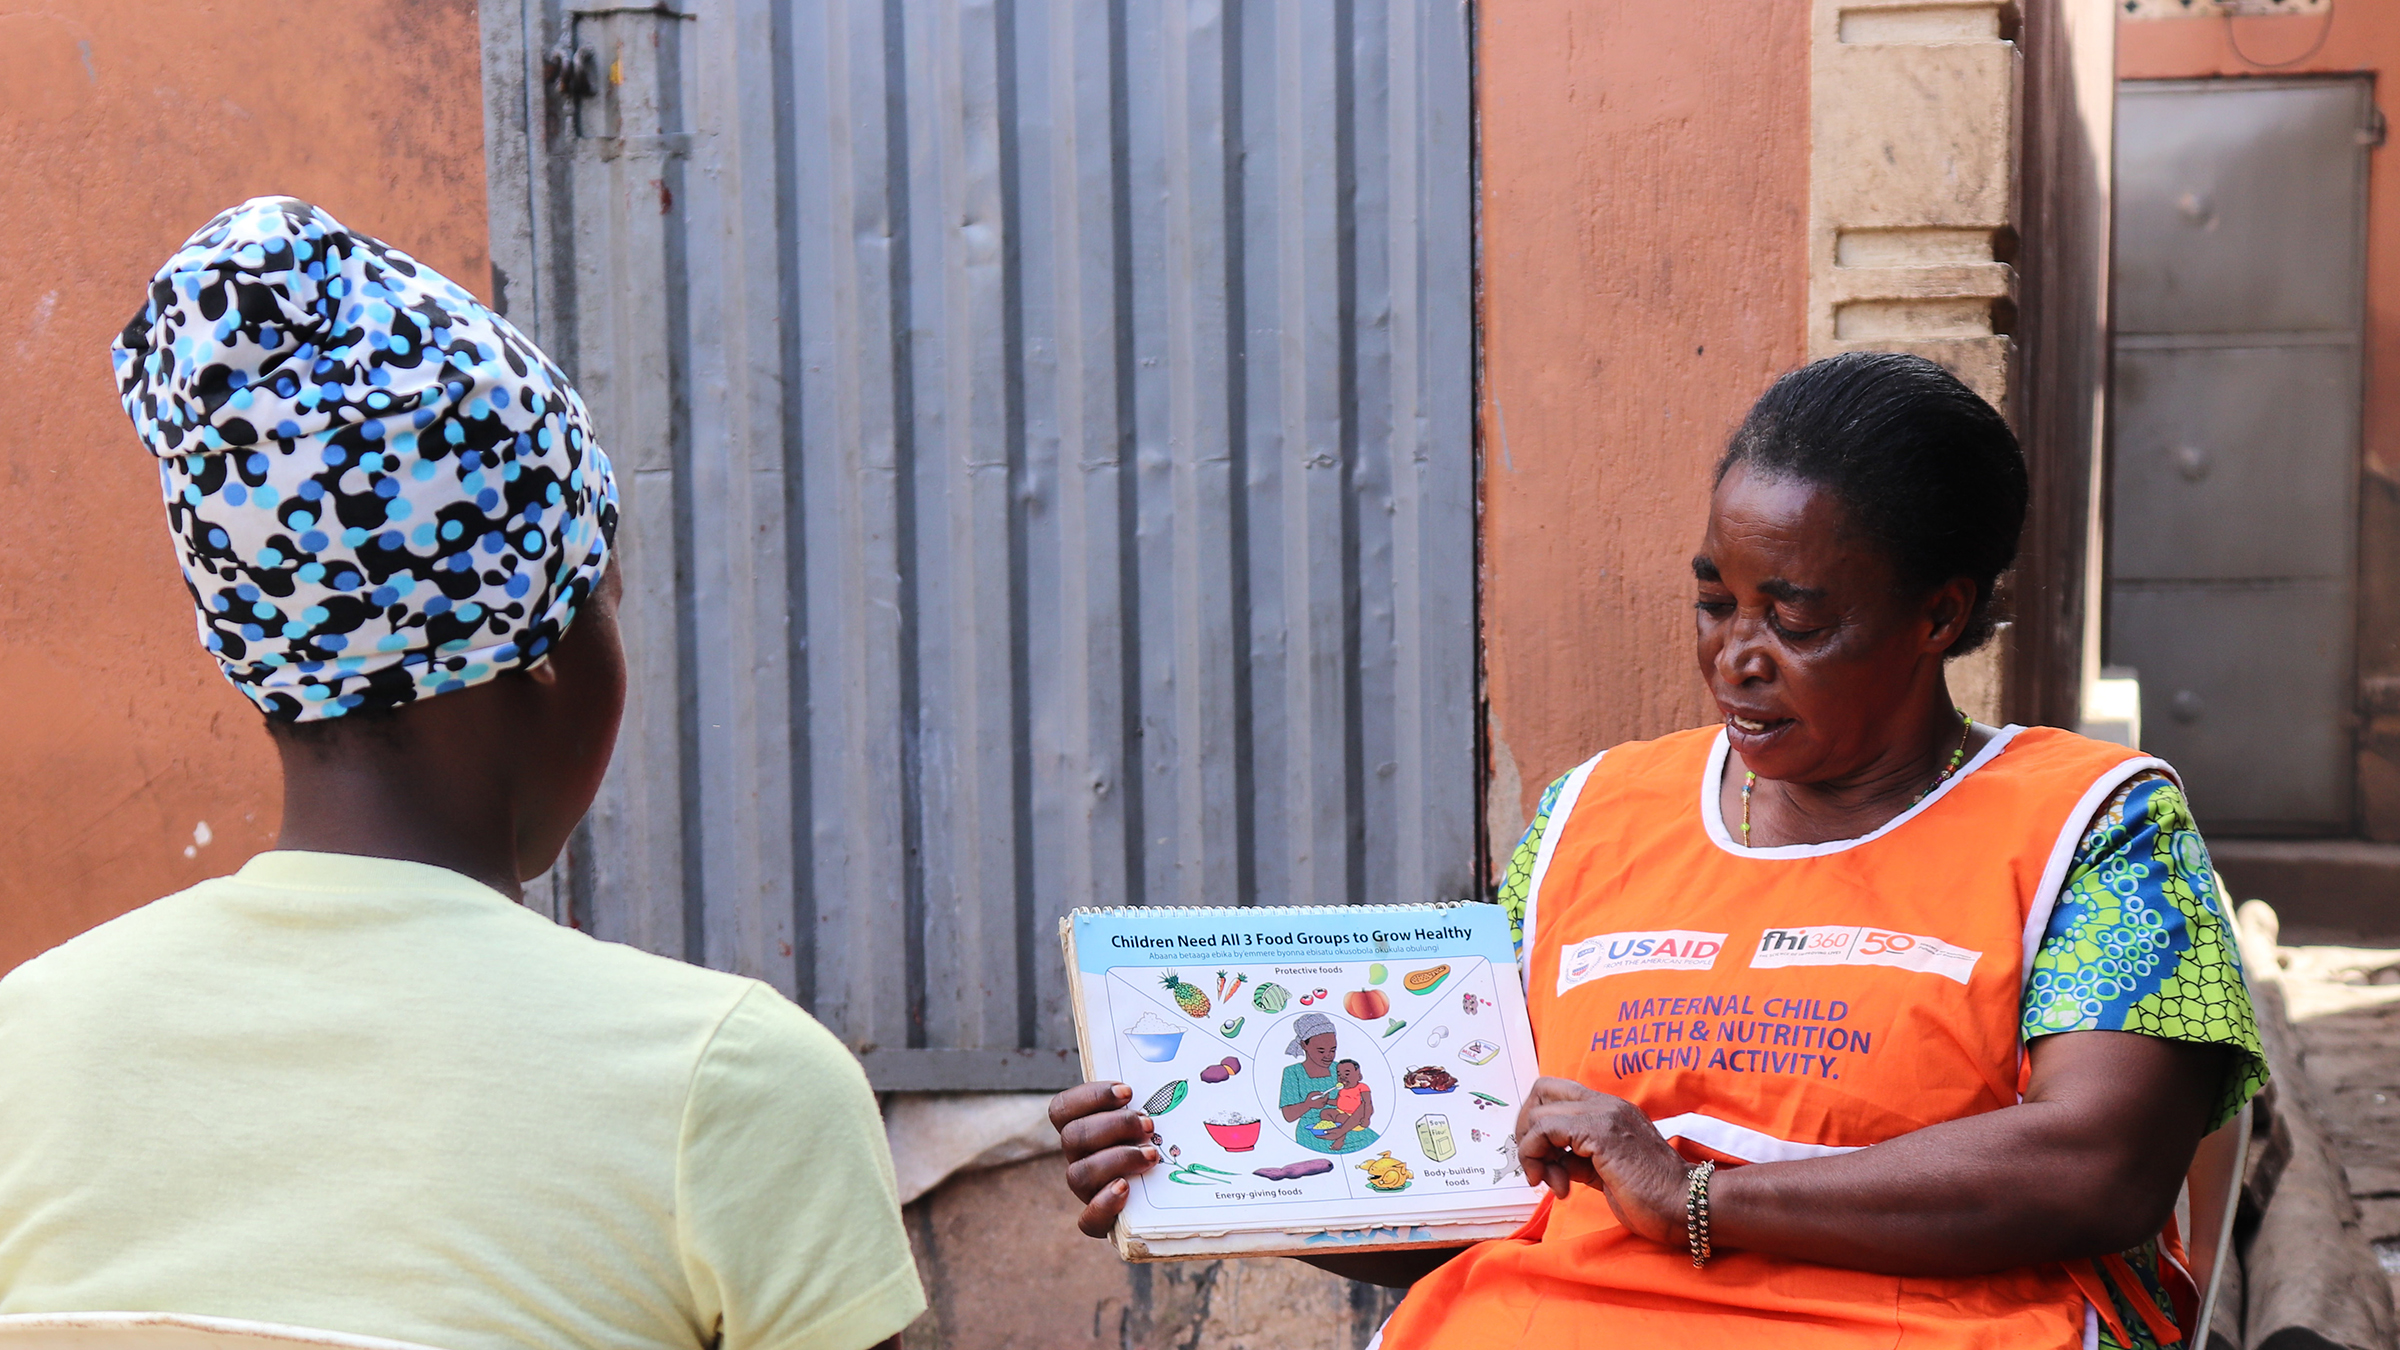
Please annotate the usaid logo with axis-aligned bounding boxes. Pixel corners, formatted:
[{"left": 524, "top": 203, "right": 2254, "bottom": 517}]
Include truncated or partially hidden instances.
[
  {"left": 1556, "top": 929, "right": 1727, "bottom": 996},
  {"left": 1749, "top": 925, "right": 1980, "bottom": 985}
]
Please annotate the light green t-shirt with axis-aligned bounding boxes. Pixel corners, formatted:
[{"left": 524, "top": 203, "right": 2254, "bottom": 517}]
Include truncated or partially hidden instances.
[{"left": 0, "top": 852, "right": 924, "bottom": 1350}]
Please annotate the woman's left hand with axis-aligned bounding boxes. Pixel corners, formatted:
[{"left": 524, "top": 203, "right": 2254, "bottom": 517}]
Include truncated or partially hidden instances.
[{"left": 1515, "top": 1076, "right": 1692, "bottom": 1245}]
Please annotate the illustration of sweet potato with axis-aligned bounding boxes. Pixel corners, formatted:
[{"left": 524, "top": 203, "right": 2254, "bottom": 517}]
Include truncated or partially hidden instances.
[{"left": 1252, "top": 1159, "right": 1336, "bottom": 1181}]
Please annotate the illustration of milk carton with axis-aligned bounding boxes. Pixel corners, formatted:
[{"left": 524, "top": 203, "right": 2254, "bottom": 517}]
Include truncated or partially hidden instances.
[{"left": 1415, "top": 1114, "right": 1457, "bottom": 1162}]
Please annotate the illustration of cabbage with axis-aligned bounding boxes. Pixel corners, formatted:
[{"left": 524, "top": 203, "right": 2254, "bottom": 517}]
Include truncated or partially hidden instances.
[{"left": 1253, "top": 982, "right": 1290, "bottom": 1013}]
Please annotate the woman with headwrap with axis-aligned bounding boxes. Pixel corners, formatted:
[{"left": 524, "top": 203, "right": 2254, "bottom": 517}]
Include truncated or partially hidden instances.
[
  {"left": 1279, "top": 1011, "right": 1379, "bottom": 1154},
  {"left": 0, "top": 199, "right": 922, "bottom": 1350}
]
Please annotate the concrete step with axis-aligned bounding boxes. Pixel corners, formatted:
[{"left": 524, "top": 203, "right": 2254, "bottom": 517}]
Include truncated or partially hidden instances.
[{"left": 2212, "top": 839, "right": 2400, "bottom": 945}]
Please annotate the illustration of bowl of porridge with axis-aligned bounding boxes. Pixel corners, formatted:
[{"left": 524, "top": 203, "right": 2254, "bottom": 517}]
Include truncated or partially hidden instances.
[
  {"left": 1204, "top": 1112, "right": 1263, "bottom": 1152},
  {"left": 1126, "top": 1012, "right": 1186, "bottom": 1063}
]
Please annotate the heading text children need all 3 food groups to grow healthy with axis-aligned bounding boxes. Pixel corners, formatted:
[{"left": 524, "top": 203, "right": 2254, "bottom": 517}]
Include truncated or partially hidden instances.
[{"left": 1107, "top": 926, "right": 1474, "bottom": 954}]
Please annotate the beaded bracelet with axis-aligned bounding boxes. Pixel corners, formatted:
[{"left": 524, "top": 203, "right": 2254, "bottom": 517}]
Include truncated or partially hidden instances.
[{"left": 1685, "top": 1160, "right": 1716, "bottom": 1268}]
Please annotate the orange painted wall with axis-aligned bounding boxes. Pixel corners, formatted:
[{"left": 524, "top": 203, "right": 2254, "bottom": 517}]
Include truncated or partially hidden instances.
[
  {"left": 2120, "top": 9, "right": 2400, "bottom": 838},
  {"left": 1476, "top": 2, "right": 1812, "bottom": 840},
  {"left": 0, "top": 0, "right": 490, "bottom": 972}
]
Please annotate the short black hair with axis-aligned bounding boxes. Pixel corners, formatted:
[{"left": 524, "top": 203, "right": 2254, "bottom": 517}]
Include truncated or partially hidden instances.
[
  {"left": 1714, "top": 351, "right": 2026, "bottom": 658},
  {"left": 1337, "top": 1058, "right": 1361, "bottom": 1071},
  {"left": 263, "top": 700, "right": 416, "bottom": 755}
]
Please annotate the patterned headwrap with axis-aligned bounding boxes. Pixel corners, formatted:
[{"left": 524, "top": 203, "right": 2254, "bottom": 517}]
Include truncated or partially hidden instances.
[
  {"left": 1283, "top": 1012, "right": 1337, "bottom": 1057},
  {"left": 110, "top": 197, "right": 617, "bottom": 723}
]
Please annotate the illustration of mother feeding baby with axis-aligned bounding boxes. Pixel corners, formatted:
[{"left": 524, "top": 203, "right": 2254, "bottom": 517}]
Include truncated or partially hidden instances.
[{"left": 1277, "top": 1012, "right": 1380, "bottom": 1154}]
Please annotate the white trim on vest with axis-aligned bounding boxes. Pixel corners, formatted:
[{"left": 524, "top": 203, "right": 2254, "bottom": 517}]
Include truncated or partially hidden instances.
[
  {"left": 1697, "top": 724, "right": 2026, "bottom": 859},
  {"left": 1649, "top": 1111, "right": 1864, "bottom": 1164},
  {"left": 2018, "top": 755, "right": 2177, "bottom": 995},
  {"left": 1521, "top": 731, "right": 2177, "bottom": 1052},
  {"left": 1518, "top": 751, "right": 1606, "bottom": 992}
]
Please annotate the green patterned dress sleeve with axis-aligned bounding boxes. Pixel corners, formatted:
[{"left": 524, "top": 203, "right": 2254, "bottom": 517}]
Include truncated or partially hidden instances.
[
  {"left": 2021, "top": 771, "right": 2270, "bottom": 1350},
  {"left": 2022, "top": 771, "right": 2269, "bottom": 1125},
  {"left": 1498, "top": 772, "right": 1571, "bottom": 961}
]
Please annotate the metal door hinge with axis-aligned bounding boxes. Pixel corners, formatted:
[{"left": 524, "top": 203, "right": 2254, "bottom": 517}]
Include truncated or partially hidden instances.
[
  {"left": 545, "top": 40, "right": 598, "bottom": 100},
  {"left": 2362, "top": 105, "right": 2388, "bottom": 149}
]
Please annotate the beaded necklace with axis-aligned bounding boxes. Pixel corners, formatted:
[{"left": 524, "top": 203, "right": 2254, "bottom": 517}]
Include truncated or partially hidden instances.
[{"left": 1740, "top": 707, "right": 1974, "bottom": 848}]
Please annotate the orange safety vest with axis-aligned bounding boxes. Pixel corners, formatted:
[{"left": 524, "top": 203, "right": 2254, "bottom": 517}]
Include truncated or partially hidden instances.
[{"left": 1376, "top": 724, "right": 2162, "bottom": 1350}]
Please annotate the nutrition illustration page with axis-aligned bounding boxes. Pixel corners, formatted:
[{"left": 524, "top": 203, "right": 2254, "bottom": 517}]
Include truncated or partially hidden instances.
[{"left": 1068, "top": 904, "right": 1541, "bottom": 1237}]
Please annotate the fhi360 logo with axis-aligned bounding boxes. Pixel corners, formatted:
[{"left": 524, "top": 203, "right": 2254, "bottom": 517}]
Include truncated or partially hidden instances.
[
  {"left": 1748, "top": 925, "right": 1981, "bottom": 985},
  {"left": 1556, "top": 930, "right": 1727, "bottom": 995}
]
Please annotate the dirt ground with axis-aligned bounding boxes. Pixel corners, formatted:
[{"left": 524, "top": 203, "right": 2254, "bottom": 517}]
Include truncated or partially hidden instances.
[{"left": 2276, "top": 942, "right": 2400, "bottom": 1310}]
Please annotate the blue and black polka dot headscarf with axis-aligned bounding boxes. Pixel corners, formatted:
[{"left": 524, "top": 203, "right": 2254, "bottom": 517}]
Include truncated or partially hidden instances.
[{"left": 110, "top": 197, "right": 618, "bottom": 723}]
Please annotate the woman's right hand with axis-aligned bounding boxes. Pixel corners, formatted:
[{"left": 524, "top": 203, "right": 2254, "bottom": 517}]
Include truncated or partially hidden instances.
[
  {"left": 1281, "top": 1088, "right": 1334, "bottom": 1123},
  {"left": 1048, "top": 1081, "right": 1162, "bottom": 1238}
]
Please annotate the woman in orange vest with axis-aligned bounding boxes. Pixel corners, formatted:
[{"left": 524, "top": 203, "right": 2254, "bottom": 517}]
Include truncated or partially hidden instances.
[{"left": 1049, "top": 352, "right": 2265, "bottom": 1349}]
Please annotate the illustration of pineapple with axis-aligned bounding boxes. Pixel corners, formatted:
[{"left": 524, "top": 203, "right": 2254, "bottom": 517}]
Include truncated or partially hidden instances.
[{"left": 1161, "top": 971, "right": 1212, "bottom": 1019}]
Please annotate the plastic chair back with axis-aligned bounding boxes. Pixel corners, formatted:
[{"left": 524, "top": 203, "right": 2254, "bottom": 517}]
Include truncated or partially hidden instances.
[{"left": 2189, "top": 1099, "right": 2251, "bottom": 1344}]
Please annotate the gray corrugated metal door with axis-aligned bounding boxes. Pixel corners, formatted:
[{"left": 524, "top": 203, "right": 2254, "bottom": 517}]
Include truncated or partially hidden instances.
[
  {"left": 2110, "top": 78, "right": 2370, "bottom": 834},
  {"left": 480, "top": 0, "right": 1478, "bottom": 1089}
]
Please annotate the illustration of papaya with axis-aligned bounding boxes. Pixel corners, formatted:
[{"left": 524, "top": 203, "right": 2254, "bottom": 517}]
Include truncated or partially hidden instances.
[{"left": 1402, "top": 963, "right": 1451, "bottom": 995}]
